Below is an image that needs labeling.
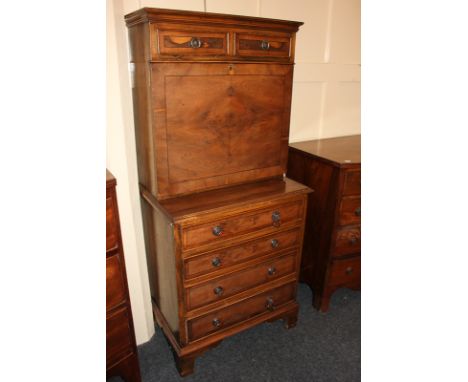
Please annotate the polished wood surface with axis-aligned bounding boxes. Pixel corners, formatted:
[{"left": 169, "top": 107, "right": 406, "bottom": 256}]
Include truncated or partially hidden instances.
[
  {"left": 126, "top": 8, "right": 308, "bottom": 376},
  {"left": 289, "top": 135, "right": 361, "bottom": 166},
  {"left": 106, "top": 171, "right": 141, "bottom": 382},
  {"left": 287, "top": 136, "right": 360, "bottom": 312}
]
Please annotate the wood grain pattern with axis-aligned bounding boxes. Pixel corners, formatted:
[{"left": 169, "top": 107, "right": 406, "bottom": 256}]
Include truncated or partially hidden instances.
[
  {"left": 287, "top": 136, "right": 361, "bottom": 312},
  {"left": 237, "top": 33, "right": 290, "bottom": 58}
]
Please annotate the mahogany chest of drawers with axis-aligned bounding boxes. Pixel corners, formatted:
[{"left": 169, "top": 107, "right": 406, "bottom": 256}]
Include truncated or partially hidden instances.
[
  {"left": 287, "top": 135, "right": 361, "bottom": 312},
  {"left": 125, "top": 8, "right": 310, "bottom": 376},
  {"left": 106, "top": 171, "right": 141, "bottom": 381}
]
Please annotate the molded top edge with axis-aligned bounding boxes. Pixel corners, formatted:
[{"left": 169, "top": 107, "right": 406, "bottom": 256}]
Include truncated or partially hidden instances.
[{"left": 124, "top": 7, "right": 303, "bottom": 31}]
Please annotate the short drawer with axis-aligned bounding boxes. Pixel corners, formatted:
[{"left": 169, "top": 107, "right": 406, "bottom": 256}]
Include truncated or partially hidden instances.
[
  {"left": 333, "top": 226, "right": 361, "bottom": 257},
  {"left": 184, "top": 228, "right": 301, "bottom": 279},
  {"left": 235, "top": 33, "right": 291, "bottom": 59},
  {"left": 328, "top": 256, "right": 361, "bottom": 287},
  {"left": 106, "top": 306, "right": 133, "bottom": 365},
  {"left": 186, "top": 252, "right": 296, "bottom": 311},
  {"left": 187, "top": 282, "right": 295, "bottom": 341},
  {"left": 155, "top": 28, "right": 228, "bottom": 58},
  {"left": 338, "top": 196, "right": 361, "bottom": 226},
  {"left": 182, "top": 200, "right": 303, "bottom": 250},
  {"left": 106, "top": 254, "right": 126, "bottom": 311},
  {"left": 106, "top": 196, "right": 118, "bottom": 251},
  {"left": 343, "top": 169, "right": 361, "bottom": 196}
]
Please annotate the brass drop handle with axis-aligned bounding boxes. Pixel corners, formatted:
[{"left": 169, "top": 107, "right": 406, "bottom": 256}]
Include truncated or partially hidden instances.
[
  {"left": 345, "top": 267, "right": 353, "bottom": 275},
  {"left": 212, "top": 318, "right": 221, "bottom": 328},
  {"left": 212, "top": 225, "right": 224, "bottom": 236},
  {"left": 189, "top": 37, "right": 202, "bottom": 48},
  {"left": 354, "top": 207, "right": 361, "bottom": 217},
  {"left": 260, "top": 40, "right": 270, "bottom": 50},
  {"left": 271, "top": 239, "right": 279, "bottom": 248},
  {"left": 267, "top": 266, "right": 277, "bottom": 276},
  {"left": 266, "top": 297, "right": 275, "bottom": 311},
  {"left": 211, "top": 257, "right": 221, "bottom": 267},
  {"left": 272, "top": 211, "right": 281, "bottom": 227},
  {"left": 214, "top": 286, "right": 224, "bottom": 296}
]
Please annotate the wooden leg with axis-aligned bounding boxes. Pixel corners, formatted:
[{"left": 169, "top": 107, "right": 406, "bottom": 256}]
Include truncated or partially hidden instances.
[
  {"left": 313, "top": 288, "right": 333, "bottom": 313},
  {"left": 174, "top": 353, "right": 196, "bottom": 377},
  {"left": 283, "top": 311, "right": 298, "bottom": 329},
  {"left": 107, "top": 353, "right": 142, "bottom": 382}
]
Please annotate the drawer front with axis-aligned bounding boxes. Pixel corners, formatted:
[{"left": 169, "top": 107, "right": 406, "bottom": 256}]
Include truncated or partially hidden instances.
[
  {"left": 106, "top": 306, "right": 133, "bottom": 365},
  {"left": 338, "top": 196, "right": 361, "bottom": 226},
  {"left": 106, "top": 254, "right": 126, "bottom": 311},
  {"left": 156, "top": 28, "right": 228, "bottom": 57},
  {"left": 343, "top": 169, "right": 361, "bottom": 196},
  {"left": 106, "top": 196, "right": 118, "bottom": 251},
  {"left": 182, "top": 200, "right": 303, "bottom": 250},
  {"left": 188, "top": 282, "right": 295, "bottom": 341},
  {"left": 333, "top": 226, "right": 361, "bottom": 257},
  {"left": 184, "top": 228, "right": 301, "bottom": 279},
  {"left": 186, "top": 252, "right": 296, "bottom": 310},
  {"left": 236, "top": 33, "right": 291, "bottom": 59},
  {"left": 328, "top": 256, "right": 361, "bottom": 287}
]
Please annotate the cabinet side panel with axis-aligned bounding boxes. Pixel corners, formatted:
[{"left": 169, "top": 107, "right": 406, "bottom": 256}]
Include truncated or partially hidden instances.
[
  {"left": 128, "top": 23, "right": 157, "bottom": 195},
  {"left": 153, "top": 207, "right": 179, "bottom": 334}
]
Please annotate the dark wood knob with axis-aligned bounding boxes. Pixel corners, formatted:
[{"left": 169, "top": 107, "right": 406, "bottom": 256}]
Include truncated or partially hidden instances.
[
  {"left": 354, "top": 207, "right": 361, "bottom": 217},
  {"left": 267, "top": 266, "right": 277, "bottom": 276},
  {"left": 211, "top": 257, "right": 221, "bottom": 267},
  {"left": 214, "top": 286, "right": 224, "bottom": 296},
  {"left": 212, "top": 225, "right": 224, "bottom": 236},
  {"left": 271, "top": 239, "right": 279, "bottom": 248},
  {"left": 265, "top": 297, "right": 275, "bottom": 311},
  {"left": 345, "top": 267, "right": 353, "bottom": 275},
  {"left": 260, "top": 40, "right": 270, "bottom": 50},
  {"left": 212, "top": 318, "right": 221, "bottom": 327},
  {"left": 349, "top": 236, "right": 358, "bottom": 245},
  {"left": 189, "top": 37, "right": 202, "bottom": 48}
]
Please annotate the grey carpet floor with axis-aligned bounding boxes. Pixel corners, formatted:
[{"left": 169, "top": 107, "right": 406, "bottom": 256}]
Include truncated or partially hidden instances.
[{"left": 109, "top": 284, "right": 360, "bottom": 382}]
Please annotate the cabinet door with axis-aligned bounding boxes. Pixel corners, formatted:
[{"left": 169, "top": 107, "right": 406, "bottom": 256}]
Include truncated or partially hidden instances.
[{"left": 151, "top": 63, "right": 294, "bottom": 199}]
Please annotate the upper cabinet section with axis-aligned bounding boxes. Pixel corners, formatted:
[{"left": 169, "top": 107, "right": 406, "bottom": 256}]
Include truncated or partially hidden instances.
[{"left": 125, "top": 7, "right": 302, "bottom": 63}]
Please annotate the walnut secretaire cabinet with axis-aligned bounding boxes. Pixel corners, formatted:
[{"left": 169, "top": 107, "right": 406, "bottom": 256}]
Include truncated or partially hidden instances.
[{"left": 125, "top": 8, "right": 309, "bottom": 376}]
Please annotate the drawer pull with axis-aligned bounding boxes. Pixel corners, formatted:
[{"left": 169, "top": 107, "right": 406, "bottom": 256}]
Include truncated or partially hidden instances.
[
  {"left": 189, "top": 37, "right": 202, "bottom": 49},
  {"left": 271, "top": 239, "right": 279, "bottom": 248},
  {"left": 211, "top": 257, "right": 221, "bottom": 267},
  {"left": 349, "top": 236, "right": 358, "bottom": 245},
  {"left": 267, "top": 266, "right": 277, "bottom": 276},
  {"left": 212, "top": 318, "right": 221, "bottom": 328},
  {"left": 354, "top": 207, "right": 361, "bottom": 217},
  {"left": 260, "top": 40, "right": 270, "bottom": 50},
  {"left": 265, "top": 297, "right": 275, "bottom": 311},
  {"left": 213, "top": 286, "right": 224, "bottom": 296},
  {"left": 212, "top": 225, "right": 224, "bottom": 236},
  {"left": 272, "top": 211, "right": 281, "bottom": 227},
  {"left": 345, "top": 267, "right": 353, "bottom": 275}
]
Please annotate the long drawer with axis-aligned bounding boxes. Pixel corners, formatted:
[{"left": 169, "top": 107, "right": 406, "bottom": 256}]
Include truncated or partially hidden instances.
[
  {"left": 333, "top": 226, "right": 361, "bottom": 257},
  {"left": 328, "top": 256, "right": 361, "bottom": 287},
  {"left": 338, "top": 196, "right": 361, "bottom": 226},
  {"left": 106, "top": 254, "right": 127, "bottom": 310},
  {"left": 187, "top": 282, "right": 295, "bottom": 341},
  {"left": 184, "top": 228, "right": 301, "bottom": 279},
  {"left": 106, "top": 306, "right": 134, "bottom": 365},
  {"left": 182, "top": 200, "right": 303, "bottom": 251},
  {"left": 185, "top": 251, "right": 296, "bottom": 311}
]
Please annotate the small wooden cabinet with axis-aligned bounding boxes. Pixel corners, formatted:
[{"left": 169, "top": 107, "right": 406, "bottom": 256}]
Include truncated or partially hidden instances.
[
  {"left": 287, "top": 135, "right": 361, "bottom": 312},
  {"left": 125, "top": 8, "right": 310, "bottom": 376},
  {"left": 107, "top": 171, "right": 141, "bottom": 382}
]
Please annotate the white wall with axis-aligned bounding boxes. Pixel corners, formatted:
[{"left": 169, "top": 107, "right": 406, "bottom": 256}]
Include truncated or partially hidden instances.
[{"left": 106, "top": 0, "right": 361, "bottom": 344}]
